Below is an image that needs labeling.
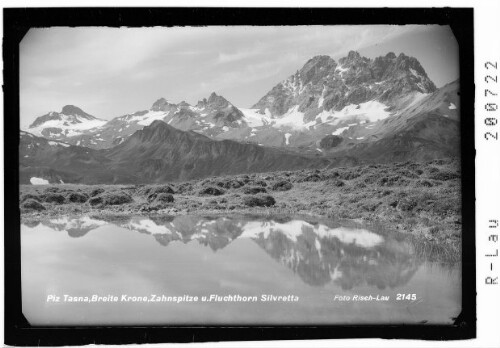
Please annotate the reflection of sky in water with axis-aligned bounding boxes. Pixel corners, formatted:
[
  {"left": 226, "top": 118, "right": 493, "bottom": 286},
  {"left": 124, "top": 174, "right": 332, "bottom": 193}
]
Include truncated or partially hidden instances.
[{"left": 21, "top": 215, "right": 461, "bottom": 326}]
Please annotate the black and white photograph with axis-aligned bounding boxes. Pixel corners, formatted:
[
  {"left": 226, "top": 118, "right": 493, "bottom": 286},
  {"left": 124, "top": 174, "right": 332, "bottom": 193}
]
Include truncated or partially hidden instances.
[{"left": 3, "top": 5, "right": 482, "bottom": 346}]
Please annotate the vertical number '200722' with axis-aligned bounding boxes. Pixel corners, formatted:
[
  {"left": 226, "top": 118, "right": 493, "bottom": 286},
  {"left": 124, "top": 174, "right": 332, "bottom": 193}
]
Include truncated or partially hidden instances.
[{"left": 485, "top": 61, "right": 498, "bottom": 141}]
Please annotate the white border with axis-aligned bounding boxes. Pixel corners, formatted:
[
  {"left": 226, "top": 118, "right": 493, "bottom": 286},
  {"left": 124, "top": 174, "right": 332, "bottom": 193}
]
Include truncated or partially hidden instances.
[{"left": 1, "top": 1, "right": 499, "bottom": 347}]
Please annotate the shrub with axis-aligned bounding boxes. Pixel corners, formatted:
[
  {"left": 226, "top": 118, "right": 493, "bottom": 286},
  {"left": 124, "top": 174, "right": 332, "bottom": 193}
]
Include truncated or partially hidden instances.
[
  {"left": 429, "top": 171, "right": 460, "bottom": 181},
  {"left": 21, "top": 199, "right": 45, "bottom": 211},
  {"left": 88, "top": 192, "right": 133, "bottom": 206},
  {"left": 242, "top": 195, "right": 276, "bottom": 207},
  {"left": 328, "top": 179, "right": 345, "bottom": 187},
  {"left": 217, "top": 179, "right": 244, "bottom": 189},
  {"left": 88, "top": 196, "right": 103, "bottom": 206},
  {"left": 416, "top": 180, "right": 433, "bottom": 187},
  {"left": 271, "top": 181, "right": 293, "bottom": 191},
  {"left": 396, "top": 169, "right": 419, "bottom": 179},
  {"left": 251, "top": 180, "right": 267, "bottom": 187},
  {"left": 363, "top": 174, "right": 380, "bottom": 185},
  {"left": 378, "top": 175, "right": 409, "bottom": 187},
  {"left": 67, "top": 192, "right": 89, "bottom": 203},
  {"left": 199, "top": 187, "right": 225, "bottom": 196},
  {"left": 302, "top": 174, "right": 322, "bottom": 182},
  {"left": 147, "top": 185, "right": 175, "bottom": 195},
  {"left": 243, "top": 186, "right": 267, "bottom": 194},
  {"left": 90, "top": 188, "right": 105, "bottom": 197},
  {"left": 176, "top": 183, "right": 193, "bottom": 194},
  {"left": 398, "top": 197, "right": 418, "bottom": 212},
  {"left": 432, "top": 159, "right": 447, "bottom": 165},
  {"left": 237, "top": 175, "right": 251, "bottom": 184},
  {"left": 338, "top": 171, "right": 361, "bottom": 180},
  {"left": 102, "top": 192, "right": 133, "bottom": 205},
  {"left": 20, "top": 193, "right": 42, "bottom": 203},
  {"left": 148, "top": 193, "right": 174, "bottom": 203},
  {"left": 44, "top": 193, "right": 66, "bottom": 204}
]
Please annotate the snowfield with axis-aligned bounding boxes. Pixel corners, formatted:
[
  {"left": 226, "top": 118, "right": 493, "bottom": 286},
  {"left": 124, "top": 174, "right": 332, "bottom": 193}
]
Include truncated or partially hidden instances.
[
  {"left": 239, "top": 108, "right": 269, "bottom": 127},
  {"left": 134, "top": 111, "right": 169, "bottom": 126},
  {"left": 332, "top": 126, "right": 349, "bottom": 135},
  {"left": 284, "top": 133, "right": 292, "bottom": 145},
  {"left": 27, "top": 114, "right": 106, "bottom": 137},
  {"left": 30, "top": 177, "right": 49, "bottom": 185},
  {"left": 238, "top": 100, "right": 391, "bottom": 134}
]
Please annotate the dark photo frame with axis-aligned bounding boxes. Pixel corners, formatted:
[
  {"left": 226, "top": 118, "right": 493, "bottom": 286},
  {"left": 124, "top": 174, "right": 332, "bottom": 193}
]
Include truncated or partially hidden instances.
[{"left": 4, "top": 7, "right": 475, "bottom": 346}]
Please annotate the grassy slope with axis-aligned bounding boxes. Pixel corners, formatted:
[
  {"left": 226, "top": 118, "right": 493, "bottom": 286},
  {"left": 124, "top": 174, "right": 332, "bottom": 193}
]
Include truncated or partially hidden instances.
[{"left": 20, "top": 158, "right": 461, "bottom": 246}]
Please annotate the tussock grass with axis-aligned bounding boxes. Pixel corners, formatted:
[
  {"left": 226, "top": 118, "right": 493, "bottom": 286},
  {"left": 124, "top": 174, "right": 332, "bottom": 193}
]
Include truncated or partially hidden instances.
[{"left": 20, "top": 158, "right": 462, "bottom": 249}]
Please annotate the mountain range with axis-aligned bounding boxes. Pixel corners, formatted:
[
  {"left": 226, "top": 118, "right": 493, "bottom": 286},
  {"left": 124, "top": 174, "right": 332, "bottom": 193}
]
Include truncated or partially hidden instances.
[{"left": 20, "top": 50, "right": 460, "bottom": 184}]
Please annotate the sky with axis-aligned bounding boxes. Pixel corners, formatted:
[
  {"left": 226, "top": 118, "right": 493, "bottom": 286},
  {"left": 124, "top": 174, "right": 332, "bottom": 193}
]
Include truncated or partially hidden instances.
[{"left": 20, "top": 25, "right": 459, "bottom": 127}]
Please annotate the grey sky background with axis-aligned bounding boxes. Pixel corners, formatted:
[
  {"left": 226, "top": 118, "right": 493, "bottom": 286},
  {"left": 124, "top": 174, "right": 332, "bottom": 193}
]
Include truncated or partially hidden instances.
[{"left": 20, "top": 25, "right": 458, "bottom": 127}]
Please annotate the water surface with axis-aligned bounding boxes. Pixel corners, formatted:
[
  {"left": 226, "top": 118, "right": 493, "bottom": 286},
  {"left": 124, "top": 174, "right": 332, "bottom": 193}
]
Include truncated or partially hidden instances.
[{"left": 21, "top": 215, "right": 461, "bottom": 325}]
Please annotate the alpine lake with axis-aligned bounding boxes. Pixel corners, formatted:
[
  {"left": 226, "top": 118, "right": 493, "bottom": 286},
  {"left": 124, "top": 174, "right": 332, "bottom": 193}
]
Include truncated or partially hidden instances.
[{"left": 21, "top": 214, "right": 461, "bottom": 326}]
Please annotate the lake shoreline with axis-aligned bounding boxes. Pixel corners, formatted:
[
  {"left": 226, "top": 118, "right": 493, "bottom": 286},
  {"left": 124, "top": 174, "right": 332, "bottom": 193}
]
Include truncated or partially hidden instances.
[{"left": 20, "top": 159, "right": 461, "bottom": 250}]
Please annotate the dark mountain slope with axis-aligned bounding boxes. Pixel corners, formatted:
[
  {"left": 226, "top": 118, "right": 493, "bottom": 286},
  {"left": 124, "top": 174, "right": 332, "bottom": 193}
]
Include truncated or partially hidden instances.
[
  {"left": 19, "top": 131, "right": 134, "bottom": 184},
  {"left": 105, "top": 120, "right": 330, "bottom": 182},
  {"left": 20, "top": 122, "right": 332, "bottom": 184}
]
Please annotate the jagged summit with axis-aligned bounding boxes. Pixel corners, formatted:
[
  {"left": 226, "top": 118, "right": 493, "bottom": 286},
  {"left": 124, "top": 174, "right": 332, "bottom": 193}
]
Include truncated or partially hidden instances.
[
  {"left": 342, "top": 50, "right": 362, "bottom": 62},
  {"left": 385, "top": 52, "right": 396, "bottom": 59},
  {"left": 151, "top": 98, "right": 177, "bottom": 111},
  {"left": 23, "top": 48, "right": 458, "bottom": 166},
  {"left": 252, "top": 50, "right": 437, "bottom": 117},
  {"left": 207, "top": 92, "right": 230, "bottom": 108}
]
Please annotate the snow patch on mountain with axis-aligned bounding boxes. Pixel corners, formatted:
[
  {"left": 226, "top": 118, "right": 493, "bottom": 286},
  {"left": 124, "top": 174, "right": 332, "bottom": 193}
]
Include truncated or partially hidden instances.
[
  {"left": 28, "top": 116, "right": 106, "bottom": 137},
  {"left": 133, "top": 111, "right": 169, "bottom": 126},
  {"left": 332, "top": 127, "right": 349, "bottom": 135},
  {"left": 335, "top": 65, "right": 348, "bottom": 74},
  {"left": 240, "top": 108, "right": 269, "bottom": 127},
  {"left": 322, "top": 101, "right": 391, "bottom": 124},
  {"left": 272, "top": 105, "right": 306, "bottom": 129},
  {"left": 30, "top": 177, "right": 49, "bottom": 185},
  {"left": 318, "top": 85, "right": 327, "bottom": 107}
]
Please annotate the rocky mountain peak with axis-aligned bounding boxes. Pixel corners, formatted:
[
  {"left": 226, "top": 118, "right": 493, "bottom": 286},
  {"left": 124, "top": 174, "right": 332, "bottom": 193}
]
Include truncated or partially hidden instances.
[
  {"left": 305, "top": 55, "right": 335, "bottom": 67},
  {"left": 339, "top": 50, "right": 369, "bottom": 68},
  {"left": 151, "top": 98, "right": 178, "bottom": 112},
  {"left": 207, "top": 92, "right": 230, "bottom": 109},
  {"left": 61, "top": 105, "right": 90, "bottom": 117},
  {"left": 298, "top": 55, "right": 337, "bottom": 85},
  {"left": 252, "top": 50, "right": 438, "bottom": 117},
  {"left": 385, "top": 52, "right": 396, "bottom": 59},
  {"left": 347, "top": 50, "right": 361, "bottom": 60}
]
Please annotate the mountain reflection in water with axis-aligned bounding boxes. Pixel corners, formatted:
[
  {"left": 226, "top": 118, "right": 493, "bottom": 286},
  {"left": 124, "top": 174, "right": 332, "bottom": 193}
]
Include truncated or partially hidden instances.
[
  {"left": 29, "top": 215, "right": 423, "bottom": 290},
  {"left": 22, "top": 214, "right": 462, "bottom": 325}
]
